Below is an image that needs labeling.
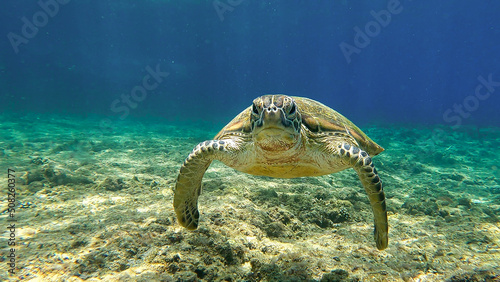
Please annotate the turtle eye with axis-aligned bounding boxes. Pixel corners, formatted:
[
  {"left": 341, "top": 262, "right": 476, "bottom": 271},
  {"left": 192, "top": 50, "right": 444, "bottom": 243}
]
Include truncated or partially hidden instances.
[
  {"left": 289, "top": 103, "right": 296, "bottom": 115},
  {"left": 252, "top": 104, "right": 259, "bottom": 115}
]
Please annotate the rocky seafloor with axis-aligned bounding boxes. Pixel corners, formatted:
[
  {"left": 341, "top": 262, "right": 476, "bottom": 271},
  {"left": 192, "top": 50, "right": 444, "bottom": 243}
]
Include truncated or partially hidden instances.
[{"left": 0, "top": 114, "right": 499, "bottom": 281}]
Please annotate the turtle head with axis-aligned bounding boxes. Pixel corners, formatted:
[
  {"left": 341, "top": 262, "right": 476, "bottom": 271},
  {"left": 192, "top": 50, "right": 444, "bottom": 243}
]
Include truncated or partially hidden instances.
[{"left": 250, "top": 95, "right": 302, "bottom": 151}]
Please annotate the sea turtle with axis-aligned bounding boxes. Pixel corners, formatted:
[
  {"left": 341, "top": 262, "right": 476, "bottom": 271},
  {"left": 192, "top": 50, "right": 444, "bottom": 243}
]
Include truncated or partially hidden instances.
[{"left": 174, "top": 95, "right": 388, "bottom": 250}]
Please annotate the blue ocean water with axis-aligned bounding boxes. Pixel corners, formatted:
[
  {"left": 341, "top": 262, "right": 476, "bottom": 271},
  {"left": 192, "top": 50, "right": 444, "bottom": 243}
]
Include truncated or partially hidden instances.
[
  {"left": 1, "top": 1, "right": 500, "bottom": 281},
  {"left": 1, "top": 1, "right": 499, "bottom": 128}
]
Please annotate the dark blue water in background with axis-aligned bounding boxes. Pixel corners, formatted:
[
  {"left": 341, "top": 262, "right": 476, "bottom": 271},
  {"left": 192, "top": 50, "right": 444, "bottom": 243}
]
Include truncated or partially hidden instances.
[{"left": 1, "top": 0, "right": 499, "bottom": 128}]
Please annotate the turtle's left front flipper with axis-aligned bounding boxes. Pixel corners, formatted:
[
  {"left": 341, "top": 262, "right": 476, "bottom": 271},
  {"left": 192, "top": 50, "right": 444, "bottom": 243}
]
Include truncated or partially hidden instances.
[
  {"left": 339, "top": 143, "right": 388, "bottom": 250},
  {"left": 174, "top": 140, "right": 236, "bottom": 230}
]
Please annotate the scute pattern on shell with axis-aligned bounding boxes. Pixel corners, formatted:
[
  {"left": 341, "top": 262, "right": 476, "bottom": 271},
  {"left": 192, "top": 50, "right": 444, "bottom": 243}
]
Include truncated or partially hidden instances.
[{"left": 215, "top": 96, "right": 384, "bottom": 156}]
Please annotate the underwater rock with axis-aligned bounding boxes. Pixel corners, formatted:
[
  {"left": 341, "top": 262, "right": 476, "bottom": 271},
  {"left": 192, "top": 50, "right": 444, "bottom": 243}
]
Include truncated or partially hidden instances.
[
  {"left": 299, "top": 200, "right": 352, "bottom": 228},
  {"left": 142, "top": 246, "right": 160, "bottom": 263},
  {"left": 22, "top": 165, "right": 92, "bottom": 186},
  {"left": 70, "top": 238, "right": 88, "bottom": 249},
  {"left": 489, "top": 186, "right": 500, "bottom": 194},
  {"left": 215, "top": 241, "right": 245, "bottom": 265},
  {"left": 76, "top": 248, "right": 127, "bottom": 277},
  {"left": 279, "top": 193, "right": 315, "bottom": 212},
  {"left": 130, "top": 271, "right": 174, "bottom": 282},
  {"left": 438, "top": 209, "right": 450, "bottom": 218},
  {"left": 193, "top": 266, "right": 209, "bottom": 280},
  {"left": 27, "top": 181, "right": 46, "bottom": 193},
  {"left": 250, "top": 187, "right": 279, "bottom": 206},
  {"left": 263, "top": 222, "right": 289, "bottom": 238},
  {"left": 43, "top": 166, "right": 93, "bottom": 186},
  {"left": 248, "top": 258, "right": 313, "bottom": 281},
  {"left": 145, "top": 219, "right": 171, "bottom": 233},
  {"left": 482, "top": 208, "right": 499, "bottom": 222},
  {"left": 166, "top": 232, "right": 183, "bottom": 244},
  {"left": 173, "top": 271, "right": 198, "bottom": 282},
  {"left": 29, "top": 156, "right": 49, "bottom": 165},
  {"left": 185, "top": 231, "right": 246, "bottom": 267},
  {"left": 50, "top": 139, "right": 90, "bottom": 153},
  {"left": 247, "top": 207, "right": 295, "bottom": 238},
  {"left": 457, "top": 198, "right": 472, "bottom": 209},
  {"left": 436, "top": 195, "right": 455, "bottom": 207},
  {"left": 166, "top": 262, "right": 180, "bottom": 275},
  {"left": 97, "top": 177, "right": 127, "bottom": 191},
  {"left": 313, "top": 190, "right": 333, "bottom": 200},
  {"left": 445, "top": 269, "right": 499, "bottom": 282},
  {"left": 409, "top": 162, "right": 430, "bottom": 174},
  {"left": 209, "top": 211, "right": 226, "bottom": 226},
  {"left": 268, "top": 207, "right": 294, "bottom": 225},
  {"left": 248, "top": 261, "right": 279, "bottom": 281},
  {"left": 439, "top": 172, "right": 466, "bottom": 182},
  {"left": 320, "top": 269, "right": 351, "bottom": 282},
  {"left": 402, "top": 199, "right": 440, "bottom": 216},
  {"left": 187, "top": 233, "right": 215, "bottom": 248},
  {"left": 23, "top": 169, "right": 45, "bottom": 184}
]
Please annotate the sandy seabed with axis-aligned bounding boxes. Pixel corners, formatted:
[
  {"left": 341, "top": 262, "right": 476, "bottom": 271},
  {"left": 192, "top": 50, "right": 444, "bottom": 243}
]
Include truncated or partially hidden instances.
[{"left": 0, "top": 114, "right": 499, "bottom": 281}]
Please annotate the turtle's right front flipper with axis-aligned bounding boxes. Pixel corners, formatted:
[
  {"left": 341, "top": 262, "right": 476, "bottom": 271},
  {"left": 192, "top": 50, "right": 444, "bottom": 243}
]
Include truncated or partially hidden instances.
[
  {"left": 173, "top": 140, "right": 235, "bottom": 230},
  {"left": 339, "top": 143, "right": 388, "bottom": 250}
]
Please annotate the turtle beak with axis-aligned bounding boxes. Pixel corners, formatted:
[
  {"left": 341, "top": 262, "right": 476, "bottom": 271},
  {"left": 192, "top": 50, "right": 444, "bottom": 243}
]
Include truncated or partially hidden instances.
[
  {"left": 262, "top": 106, "right": 281, "bottom": 125},
  {"left": 261, "top": 107, "right": 294, "bottom": 130}
]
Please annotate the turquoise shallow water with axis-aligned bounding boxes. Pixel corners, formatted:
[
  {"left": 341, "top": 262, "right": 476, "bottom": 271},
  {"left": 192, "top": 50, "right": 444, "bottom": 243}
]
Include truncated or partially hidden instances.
[{"left": 0, "top": 113, "right": 499, "bottom": 281}]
